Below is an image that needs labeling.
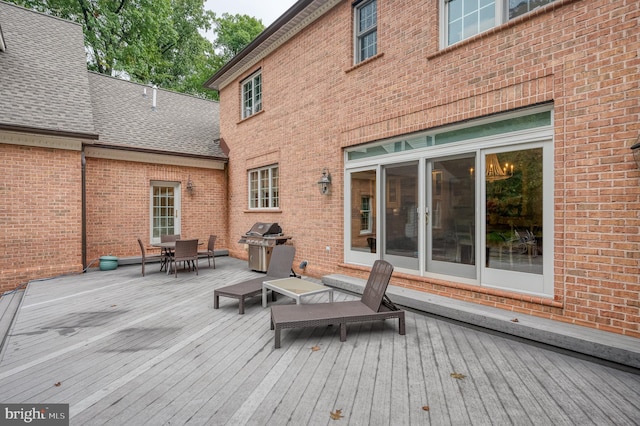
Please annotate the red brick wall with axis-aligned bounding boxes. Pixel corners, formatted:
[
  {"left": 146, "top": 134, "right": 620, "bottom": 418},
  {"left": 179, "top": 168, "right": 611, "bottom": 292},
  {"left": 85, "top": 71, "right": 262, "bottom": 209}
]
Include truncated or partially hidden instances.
[
  {"left": 0, "top": 143, "right": 83, "bottom": 292},
  {"left": 84, "top": 157, "right": 227, "bottom": 263},
  {"left": 219, "top": 0, "right": 640, "bottom": 335}
]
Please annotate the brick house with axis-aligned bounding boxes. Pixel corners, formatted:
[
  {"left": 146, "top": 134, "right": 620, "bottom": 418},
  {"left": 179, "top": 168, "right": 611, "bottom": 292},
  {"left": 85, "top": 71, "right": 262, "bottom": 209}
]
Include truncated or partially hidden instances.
[
  {"left": 0, "top": 1, "right": 226, "bottom": 291},
  {"left": 205, "top": 0, "right": 640, "bottom": 336}
]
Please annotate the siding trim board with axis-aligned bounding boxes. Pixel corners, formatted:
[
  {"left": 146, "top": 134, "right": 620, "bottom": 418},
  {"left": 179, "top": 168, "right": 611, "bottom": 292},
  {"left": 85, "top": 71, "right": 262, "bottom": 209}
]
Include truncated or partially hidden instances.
[
  {"left": 84, "top": 146, "right": 226, "bottom": 170},
  {"left": 0, "top": 130, "right": 86, "bottom": 151}
]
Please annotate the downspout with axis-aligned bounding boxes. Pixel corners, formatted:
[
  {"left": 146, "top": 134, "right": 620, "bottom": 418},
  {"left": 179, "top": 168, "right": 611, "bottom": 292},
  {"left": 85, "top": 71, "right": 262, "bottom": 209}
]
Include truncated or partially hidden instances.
[{"left": 81, "top": 149, "right": 87, "bottom": 271}]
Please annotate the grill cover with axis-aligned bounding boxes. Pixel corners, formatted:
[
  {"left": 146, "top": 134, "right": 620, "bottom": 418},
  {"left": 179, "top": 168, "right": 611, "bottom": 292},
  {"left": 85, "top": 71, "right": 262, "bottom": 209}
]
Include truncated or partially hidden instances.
[{"left": 245, "top": 222, "right": 282, "bottom": 236}]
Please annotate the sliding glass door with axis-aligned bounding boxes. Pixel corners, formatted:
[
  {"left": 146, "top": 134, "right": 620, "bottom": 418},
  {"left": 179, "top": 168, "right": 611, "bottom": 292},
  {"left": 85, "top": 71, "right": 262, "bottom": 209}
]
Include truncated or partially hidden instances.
[
  {"left": 343, "top": 107, "right": 553, "bottom": 297},
  {"left": 427, "top": 155, "right": 477, "bottom": 279},
  {"left": 383, "top": 163, "right": 419, "bottom": 271},
  {"left": 482, "top": 145, "right": 550, "bottom": 295}
]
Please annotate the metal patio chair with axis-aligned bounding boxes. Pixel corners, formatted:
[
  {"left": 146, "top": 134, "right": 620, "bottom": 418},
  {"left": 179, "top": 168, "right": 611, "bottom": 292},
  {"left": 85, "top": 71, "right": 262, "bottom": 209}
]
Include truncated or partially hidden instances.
[
  {"left": 137, "top": 238, "right": 163, "bottom": 277},
  {"left": 171, "top": 239, "right": 199, "bottom": 278},
  {"left": 198, "top": 235, "right": 217, "bottom": 268}
]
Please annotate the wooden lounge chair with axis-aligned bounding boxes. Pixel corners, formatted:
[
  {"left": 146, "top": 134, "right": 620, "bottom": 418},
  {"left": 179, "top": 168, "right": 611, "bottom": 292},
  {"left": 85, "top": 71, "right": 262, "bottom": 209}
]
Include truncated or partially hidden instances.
[
  {"left": 214, "top": 245, "right": 296, "bottom": 314},
  {"left": 270, "top": 259, "right": 405, "bottom": 348}
]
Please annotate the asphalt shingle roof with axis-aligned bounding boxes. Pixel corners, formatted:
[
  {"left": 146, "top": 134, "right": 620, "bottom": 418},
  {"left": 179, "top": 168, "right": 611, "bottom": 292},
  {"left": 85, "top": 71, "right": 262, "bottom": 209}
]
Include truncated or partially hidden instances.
[
  {"left": 88, "top": 73, "right": 223, "bottom": 158},
  {"left": 0, "top": 2, "right": 97, "bottom": 137},
  {"left": 0, "top": 1, "right": 223, "bottom": 159}
]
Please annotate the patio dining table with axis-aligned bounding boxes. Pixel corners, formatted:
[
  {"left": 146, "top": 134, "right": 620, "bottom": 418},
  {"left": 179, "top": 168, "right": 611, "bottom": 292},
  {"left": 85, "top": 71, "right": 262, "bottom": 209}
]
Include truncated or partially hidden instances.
[{"left": 152, "top": 240, "right": 202, "bottom": 274}]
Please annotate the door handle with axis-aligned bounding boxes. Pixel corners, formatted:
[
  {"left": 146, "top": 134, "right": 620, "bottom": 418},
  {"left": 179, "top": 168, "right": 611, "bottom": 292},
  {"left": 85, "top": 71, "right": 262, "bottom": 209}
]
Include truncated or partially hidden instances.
[{"left": 425, "top": 207, "right": 429, "bottom": 225}]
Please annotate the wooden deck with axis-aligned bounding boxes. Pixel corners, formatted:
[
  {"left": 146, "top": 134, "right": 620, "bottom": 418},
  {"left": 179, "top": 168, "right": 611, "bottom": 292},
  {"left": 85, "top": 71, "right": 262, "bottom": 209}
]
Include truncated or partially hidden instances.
[{"left": 0, "top": 256, "right": 639, "bottom": 425}]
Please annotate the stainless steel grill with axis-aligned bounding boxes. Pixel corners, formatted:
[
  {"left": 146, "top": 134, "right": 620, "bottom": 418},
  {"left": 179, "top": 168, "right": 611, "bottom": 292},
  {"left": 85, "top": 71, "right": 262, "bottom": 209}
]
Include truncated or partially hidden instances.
[{"left": 238, "top": 222, "right": 291, "bottom": 272}]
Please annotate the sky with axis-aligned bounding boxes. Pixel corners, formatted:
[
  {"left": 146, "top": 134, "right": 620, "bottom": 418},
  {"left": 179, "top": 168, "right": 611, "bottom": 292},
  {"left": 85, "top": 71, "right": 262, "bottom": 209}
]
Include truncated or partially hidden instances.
[{"left": 204, "top": 0, "right": 299, "bottom": 27}]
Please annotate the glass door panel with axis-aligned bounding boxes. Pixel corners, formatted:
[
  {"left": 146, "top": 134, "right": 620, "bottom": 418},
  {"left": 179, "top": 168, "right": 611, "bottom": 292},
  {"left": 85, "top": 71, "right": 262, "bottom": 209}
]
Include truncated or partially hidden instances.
[
  {"left": 383, "top": 163, "right": 419, "bottom": 271},
  {"left": 150, "top": 182, "right": 181, "bottom": 244},
  {"left": 346, "top": 169, "right": 377, "bottom": 264},
  {"left": 484, "top": 148, "right": 543, "bottom": 274},
  {"left": 427, "top": 156, "right": 476, "bottom": 279},
  {"left": 482, "top": 145, "right": 552, "bottom": 296}
]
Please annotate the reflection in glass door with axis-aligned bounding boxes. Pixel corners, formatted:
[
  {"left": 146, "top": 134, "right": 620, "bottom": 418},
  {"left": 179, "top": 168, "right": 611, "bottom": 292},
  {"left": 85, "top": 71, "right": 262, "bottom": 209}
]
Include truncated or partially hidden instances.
[
  {"left": 384, "top": 163, "right": 419, "bottom": 270},
  {"left": 485, "top": 148, "right": 543, "bottom": 274},
  {"left": 347, "top": 170, "right": 377, "bottom": 263},
  {"left": 428, "top": 156, "right": 476, "bottom": 279},
  {"left": 482, "top": 145, "right": 549, "bottom": 295}
]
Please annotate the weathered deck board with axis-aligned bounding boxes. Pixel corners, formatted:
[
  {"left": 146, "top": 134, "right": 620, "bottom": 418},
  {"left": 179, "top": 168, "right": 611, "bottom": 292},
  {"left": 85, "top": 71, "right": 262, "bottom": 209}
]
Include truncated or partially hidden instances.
[{"left": 1, "top": 256, "right": 639, "bottom": 426}]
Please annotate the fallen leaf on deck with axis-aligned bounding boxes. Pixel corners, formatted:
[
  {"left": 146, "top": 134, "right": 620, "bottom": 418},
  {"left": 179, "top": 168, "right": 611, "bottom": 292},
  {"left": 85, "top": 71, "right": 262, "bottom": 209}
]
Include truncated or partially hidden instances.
[
  {"left": 330, "top": 409, "right": 344, "bottom": 420},
  {"left": 54, "top": 382, "right": 61, "bottom": 387},
  {"left": 511, "top": 318, "right": 519, "bottom": 322},
  {"left": 450, "top": 372, "right": 466, "bottom": 380},
  {"left": 311, "top": 345, "right": 321, "bottom": 352},
  {"left": 422, "top": 405, "right": 430, "bottom": 411}
]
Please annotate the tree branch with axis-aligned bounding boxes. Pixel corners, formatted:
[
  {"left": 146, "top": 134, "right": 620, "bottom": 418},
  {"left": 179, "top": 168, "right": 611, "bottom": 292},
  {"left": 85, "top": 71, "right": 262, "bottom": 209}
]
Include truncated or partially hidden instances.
[
  {"left": 115, "top": 0, "right": 127, "bottom": 15},
  {"left": 77, "top": 0, "right": 105, "bottom": 74}
]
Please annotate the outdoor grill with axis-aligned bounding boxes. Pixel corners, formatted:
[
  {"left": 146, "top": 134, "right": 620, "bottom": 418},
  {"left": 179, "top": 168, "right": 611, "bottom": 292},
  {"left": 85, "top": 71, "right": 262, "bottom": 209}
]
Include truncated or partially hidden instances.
[{"left": 238, "top": 222, "right": 291, "bottom": 272}]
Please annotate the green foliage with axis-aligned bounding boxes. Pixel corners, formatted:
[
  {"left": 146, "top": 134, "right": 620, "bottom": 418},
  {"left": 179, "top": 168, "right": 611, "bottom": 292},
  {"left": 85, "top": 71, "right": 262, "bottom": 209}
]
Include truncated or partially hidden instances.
[
  {"left": 213, "top": 13, "right": 264, "bottom": 62},
  {"left": 5, "top": 0, "right": 265, "bottom": 100}
]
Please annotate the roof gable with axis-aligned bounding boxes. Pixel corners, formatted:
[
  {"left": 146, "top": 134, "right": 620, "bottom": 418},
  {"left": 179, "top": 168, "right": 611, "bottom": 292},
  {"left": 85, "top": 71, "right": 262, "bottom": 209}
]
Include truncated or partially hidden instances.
[
  {"left": 0, "top": 1, "right": 96, "bottom": 137},
  {"left": 88, "top": 73, "right": 223, "bottom": 159}
]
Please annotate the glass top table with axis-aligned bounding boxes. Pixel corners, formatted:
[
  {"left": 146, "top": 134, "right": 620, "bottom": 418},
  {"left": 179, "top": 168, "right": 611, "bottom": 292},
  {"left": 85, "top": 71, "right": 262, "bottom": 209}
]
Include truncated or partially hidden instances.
[{"left": 262, "top": 277, "right": 334, "bottom": 307}]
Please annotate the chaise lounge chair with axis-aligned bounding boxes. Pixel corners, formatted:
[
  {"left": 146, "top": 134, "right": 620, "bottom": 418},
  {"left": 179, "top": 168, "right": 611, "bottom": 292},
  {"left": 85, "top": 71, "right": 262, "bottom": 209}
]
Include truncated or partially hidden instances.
[
  {"left": 213, "top": 245, "right": 296, "bottom": 314},
  {"left": 270, "top": 259, "right": 405, "bottom": 348}
]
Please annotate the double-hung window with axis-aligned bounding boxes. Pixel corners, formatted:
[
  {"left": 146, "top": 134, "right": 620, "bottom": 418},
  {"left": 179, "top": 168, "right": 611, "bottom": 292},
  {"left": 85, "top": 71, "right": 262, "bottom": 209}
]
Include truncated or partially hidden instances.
[
  {"left": 443, "top": 0, "right": 556, "bottom": 47},
  {"left": 248, "top": 165, "right": 279, "bottom": 209},
  {"left": 241, "top": 70, "right": 262, "bottom": 119},
  {"left": 360, "top": 196, "right": 372, "bottom": 233},
  {"left": 354, "top": 0, "right": 377, "bottom": 64}
]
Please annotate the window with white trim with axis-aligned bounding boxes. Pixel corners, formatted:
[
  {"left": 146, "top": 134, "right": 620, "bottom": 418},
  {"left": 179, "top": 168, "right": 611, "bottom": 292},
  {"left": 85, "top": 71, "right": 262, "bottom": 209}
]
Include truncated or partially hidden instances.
[
  {"left": 248, "top": 165, "right": 279, "bottom": 209},
  {"left": 241, "top": 70, "right": 262, "bottom": 119},
  {"left": 150, "top": 182, "right": 181, "bottom": 244},
  {"left": 443, "top": 0, "right": 556, "bottom": 47},
  {"left": 360, "top": 195, "right": 372, "bottom": 233},
  {"left": 354, "top": 0, "right": 377, "bottom": 64}
]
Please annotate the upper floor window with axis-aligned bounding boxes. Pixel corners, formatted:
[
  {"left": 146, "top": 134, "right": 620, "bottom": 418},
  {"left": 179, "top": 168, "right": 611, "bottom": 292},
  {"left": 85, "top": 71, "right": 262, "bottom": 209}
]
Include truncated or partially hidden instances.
[
  {"left": 249, "top": 165, "right": 279, "bottom": 209},
  {"left": 354, "top": 0, "right": 377, "bottom": 64},
  {"left": 241, "top": 70, "right": 262, "bottom": 119},
  {"left": 443, "top": 0, "right": 555, "bottom": 47}
]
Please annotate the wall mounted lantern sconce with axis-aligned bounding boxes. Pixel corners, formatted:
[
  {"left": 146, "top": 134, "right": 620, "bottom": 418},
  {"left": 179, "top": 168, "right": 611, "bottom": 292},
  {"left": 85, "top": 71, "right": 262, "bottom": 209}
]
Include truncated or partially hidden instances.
[
  {"left": 186, "top": 176, "right": 194, "bottom": 195},
  {"left": 631, "top": 135, "right": 640, "bottom": 169},
  {"left": 317, "top": 168, "right": 332, "bottom": 195}
]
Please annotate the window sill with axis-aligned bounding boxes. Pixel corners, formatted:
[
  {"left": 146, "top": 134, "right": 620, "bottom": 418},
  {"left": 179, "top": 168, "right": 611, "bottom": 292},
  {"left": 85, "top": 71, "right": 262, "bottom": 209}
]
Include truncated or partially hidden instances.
[
  {"left": 344, "top": 52, "right": 384, "bottom": 74},
  {"left": 428, "top": 0, "right": 578, "bottom": 61},
  {"left": 244, "top": 208, "right": 282, "bottom": 213},
  {"left": 237, "top": 109, "right": 265, "bottom": 124}
]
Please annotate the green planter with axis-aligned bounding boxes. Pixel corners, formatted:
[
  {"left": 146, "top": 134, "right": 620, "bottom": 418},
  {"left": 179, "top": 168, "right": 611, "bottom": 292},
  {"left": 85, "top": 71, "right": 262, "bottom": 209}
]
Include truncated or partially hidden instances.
[{"left": 99, "top": 256, "right": 119, "bottom": 271}]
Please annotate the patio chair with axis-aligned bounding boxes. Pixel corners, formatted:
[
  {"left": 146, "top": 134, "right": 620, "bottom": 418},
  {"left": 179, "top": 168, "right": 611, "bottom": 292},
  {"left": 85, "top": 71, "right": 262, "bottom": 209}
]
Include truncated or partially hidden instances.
[
  {"left": 214, "top": 245, "right": 296, "bottom": 314},
  {"left": 270, "top": 259, "right": 405, "bottom": 348},
  {"left": 198, "top": 235, "right": 217, "bottom": 268},
  {"left": 137, "top": 238, "right": 163, "bottom": 277},
  {"left": 171, "top": 239, "right": 199, "bottom": 277},
  {"left": 160, "top": 234, "right": 181, "bottom": 269}
]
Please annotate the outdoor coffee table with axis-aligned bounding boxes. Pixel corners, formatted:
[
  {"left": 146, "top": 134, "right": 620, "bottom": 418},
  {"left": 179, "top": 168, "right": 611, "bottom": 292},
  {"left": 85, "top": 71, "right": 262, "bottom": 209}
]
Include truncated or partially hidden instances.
[{"left": 262, "top": 277, "right": 334, "bottom": 307}]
